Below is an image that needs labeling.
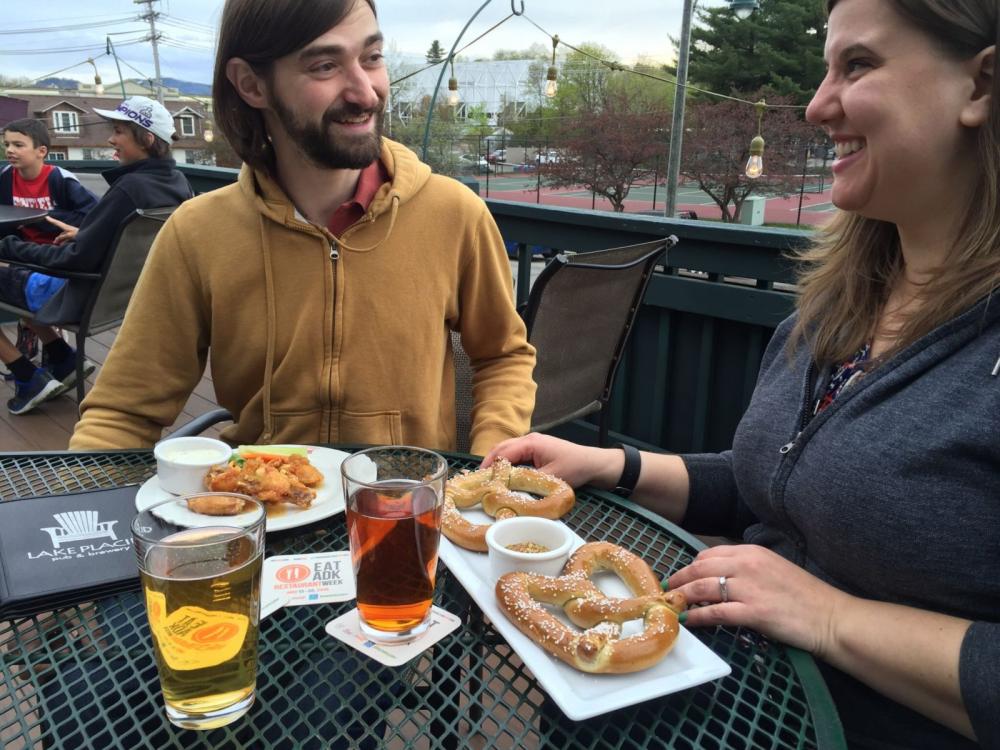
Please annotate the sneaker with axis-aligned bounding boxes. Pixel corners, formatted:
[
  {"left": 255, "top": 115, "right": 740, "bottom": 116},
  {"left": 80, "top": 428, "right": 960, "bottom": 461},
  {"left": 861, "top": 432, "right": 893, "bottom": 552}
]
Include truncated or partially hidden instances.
[
  {"left": 7, "top": 369, "right": 63, "bottom": 415},
  {"left": 15, "top": 322, "right": 39, "bottom": 362},
  {"left": 45, "top": 353, "right": 97, "bottom": 394}
]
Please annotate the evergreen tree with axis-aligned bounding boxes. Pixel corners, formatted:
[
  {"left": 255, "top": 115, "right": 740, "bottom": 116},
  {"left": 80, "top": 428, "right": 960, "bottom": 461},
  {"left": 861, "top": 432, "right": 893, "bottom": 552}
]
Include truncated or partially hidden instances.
[
  {"left": 687, "top": 0, "right": 826, "bottom": 104},
  {"left": 426, "top": 40, "right": 445, "bottom": 64}
]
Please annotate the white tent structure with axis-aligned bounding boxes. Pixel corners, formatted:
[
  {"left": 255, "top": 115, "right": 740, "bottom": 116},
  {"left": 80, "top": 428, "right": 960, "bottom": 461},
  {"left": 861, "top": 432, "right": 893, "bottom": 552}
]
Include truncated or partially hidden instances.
[{"left": 390, "top": 59, "right": 540, "bottom": 124}]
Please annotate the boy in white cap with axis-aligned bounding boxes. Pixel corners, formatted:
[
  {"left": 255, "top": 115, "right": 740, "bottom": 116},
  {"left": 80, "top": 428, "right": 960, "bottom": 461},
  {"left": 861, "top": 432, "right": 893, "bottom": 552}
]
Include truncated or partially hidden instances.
[{"left": 0, "top": 96, "right": 193, "bottom": 414}]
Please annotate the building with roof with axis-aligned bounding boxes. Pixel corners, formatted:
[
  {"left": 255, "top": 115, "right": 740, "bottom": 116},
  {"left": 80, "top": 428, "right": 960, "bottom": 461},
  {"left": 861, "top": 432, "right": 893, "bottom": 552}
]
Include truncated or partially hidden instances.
[
  {"left": 391, "top": 58, "right": 543, "bottom": 125},
  {"left": 0, "top": 80, "right": 214, "bottom": 165}
]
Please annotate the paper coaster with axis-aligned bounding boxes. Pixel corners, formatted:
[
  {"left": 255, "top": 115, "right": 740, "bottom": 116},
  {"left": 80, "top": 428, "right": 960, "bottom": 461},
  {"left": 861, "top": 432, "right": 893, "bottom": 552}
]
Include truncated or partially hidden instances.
[
  {"left": 260, "top": 591, "right": 287, "bottom": 621},
  {"left": 262, "top": 552, "right": 355, "bottom": 606},
  {"left": 325, "top": 606, "right": 462, "bottom": 667}
]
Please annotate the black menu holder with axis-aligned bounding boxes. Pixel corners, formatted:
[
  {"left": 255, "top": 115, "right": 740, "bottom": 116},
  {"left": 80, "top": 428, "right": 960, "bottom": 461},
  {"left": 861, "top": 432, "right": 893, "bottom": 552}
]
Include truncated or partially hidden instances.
[{"left": 0, "top": 487, "right": 142, "bottom": 618}]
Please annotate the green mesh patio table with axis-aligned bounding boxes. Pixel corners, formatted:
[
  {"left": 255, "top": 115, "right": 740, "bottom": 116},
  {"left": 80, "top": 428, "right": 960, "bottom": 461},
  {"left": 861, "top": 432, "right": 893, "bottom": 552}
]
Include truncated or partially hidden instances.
[{"left": 0, "top": 449, "right": 845, "bottom": 749}]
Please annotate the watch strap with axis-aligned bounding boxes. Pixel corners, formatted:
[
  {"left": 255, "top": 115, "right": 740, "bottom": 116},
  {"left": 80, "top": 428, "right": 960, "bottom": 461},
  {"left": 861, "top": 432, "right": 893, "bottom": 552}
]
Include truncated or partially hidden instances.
[{"left": 613, "top": 443, "right": 641, "bottom": 497}]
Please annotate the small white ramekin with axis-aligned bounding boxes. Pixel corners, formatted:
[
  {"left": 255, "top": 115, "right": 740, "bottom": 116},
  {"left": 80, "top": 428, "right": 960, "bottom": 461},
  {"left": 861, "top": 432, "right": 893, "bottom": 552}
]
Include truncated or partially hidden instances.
[
  {"left": 485, "top": 517, "right": 574, "bottom": 581},
  {"left": 153, "top": 436, "right": 233, "bottom": 495}
]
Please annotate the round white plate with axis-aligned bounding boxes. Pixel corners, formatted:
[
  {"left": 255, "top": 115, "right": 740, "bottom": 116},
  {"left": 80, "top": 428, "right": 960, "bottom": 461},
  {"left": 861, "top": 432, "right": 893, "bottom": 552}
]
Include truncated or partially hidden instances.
[{"left": 135, "top": 446, "right": 371, "bottom": 532}]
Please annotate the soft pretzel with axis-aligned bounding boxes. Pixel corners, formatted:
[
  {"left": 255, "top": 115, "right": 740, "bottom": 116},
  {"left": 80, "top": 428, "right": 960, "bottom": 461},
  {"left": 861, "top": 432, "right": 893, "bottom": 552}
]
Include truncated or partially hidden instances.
[
  {"left": 442, "top": 458, "right": 575, "bottom": 552},
  {"left": 494, "top": 542, "right": 686, "bottom": 674}
]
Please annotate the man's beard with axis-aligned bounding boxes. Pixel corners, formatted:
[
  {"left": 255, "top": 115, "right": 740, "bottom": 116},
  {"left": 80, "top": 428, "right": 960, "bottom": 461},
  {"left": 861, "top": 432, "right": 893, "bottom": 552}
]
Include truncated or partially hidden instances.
[{"left": 268, "top": 92, "right": 384, "bottom": 170}]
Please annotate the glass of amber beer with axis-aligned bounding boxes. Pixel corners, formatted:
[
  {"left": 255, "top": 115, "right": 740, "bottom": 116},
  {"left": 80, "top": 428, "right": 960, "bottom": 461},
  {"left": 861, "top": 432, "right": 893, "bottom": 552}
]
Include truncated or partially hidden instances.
[
  {"left": 341, "top": 446, "right": 447, "bottom": 643},
  {"left": 132, "top": 493, "right": 265, "bottom": 729}
]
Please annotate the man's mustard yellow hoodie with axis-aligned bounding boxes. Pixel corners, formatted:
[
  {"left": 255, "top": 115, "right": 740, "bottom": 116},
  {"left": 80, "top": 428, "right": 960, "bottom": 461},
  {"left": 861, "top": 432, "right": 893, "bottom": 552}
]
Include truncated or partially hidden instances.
[{"left": 70, "top": 139, "right": 536, "bottom": 455}]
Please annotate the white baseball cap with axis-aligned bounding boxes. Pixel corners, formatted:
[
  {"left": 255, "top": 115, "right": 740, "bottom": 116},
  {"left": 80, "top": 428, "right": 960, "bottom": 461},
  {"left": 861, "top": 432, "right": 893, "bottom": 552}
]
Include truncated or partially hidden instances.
[{"left": 93, "top": 96, "right": 176, "bottom": 143}]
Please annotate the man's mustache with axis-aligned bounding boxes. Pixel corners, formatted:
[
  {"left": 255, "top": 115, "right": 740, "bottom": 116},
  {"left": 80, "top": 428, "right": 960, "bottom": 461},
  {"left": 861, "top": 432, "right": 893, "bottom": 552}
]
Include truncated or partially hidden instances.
[{"left": 322, "top": 101, "right": 385, "bottom": 127}]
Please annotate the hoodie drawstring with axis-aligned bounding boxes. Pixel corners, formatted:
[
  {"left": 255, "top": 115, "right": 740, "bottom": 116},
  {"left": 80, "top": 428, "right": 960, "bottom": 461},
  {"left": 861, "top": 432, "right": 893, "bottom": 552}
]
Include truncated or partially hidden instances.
[
  {"left": 335, "top": 195, "right": 400, "bottom": 253},
  {"left": 259, "top": 213, "right": 277, "bottom": 442}
]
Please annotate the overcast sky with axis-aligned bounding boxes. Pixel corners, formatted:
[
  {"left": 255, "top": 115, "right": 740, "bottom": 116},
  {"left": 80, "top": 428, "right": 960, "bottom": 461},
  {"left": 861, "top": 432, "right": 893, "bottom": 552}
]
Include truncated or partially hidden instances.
[{"left": 1, "top": 0, "right": 729, "bottom": 86}]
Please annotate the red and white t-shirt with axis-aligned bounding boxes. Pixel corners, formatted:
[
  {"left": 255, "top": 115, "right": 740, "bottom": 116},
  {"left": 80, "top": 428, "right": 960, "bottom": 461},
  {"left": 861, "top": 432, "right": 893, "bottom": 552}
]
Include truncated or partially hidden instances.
[{"left": 11, "top": 164, "right": 55, "bottom": 243}]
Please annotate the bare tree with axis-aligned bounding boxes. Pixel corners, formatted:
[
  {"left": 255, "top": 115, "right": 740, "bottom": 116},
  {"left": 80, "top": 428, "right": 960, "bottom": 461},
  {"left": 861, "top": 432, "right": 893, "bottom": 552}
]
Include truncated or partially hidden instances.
[{"left": 543, "top": 89, "right": 665, "bottom": 213}]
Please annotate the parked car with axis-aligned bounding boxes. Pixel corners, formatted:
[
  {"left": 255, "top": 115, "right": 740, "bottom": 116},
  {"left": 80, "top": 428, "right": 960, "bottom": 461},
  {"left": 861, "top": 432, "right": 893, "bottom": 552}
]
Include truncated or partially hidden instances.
[
  {"left": 486, "top": 149, "right": 507, "bottom": 164},
  {"left": 536, "top": 150, "right": 561, "bottom": 164},
  {"left": 459, "top": 154, "right": 490, "bottom": 174}
]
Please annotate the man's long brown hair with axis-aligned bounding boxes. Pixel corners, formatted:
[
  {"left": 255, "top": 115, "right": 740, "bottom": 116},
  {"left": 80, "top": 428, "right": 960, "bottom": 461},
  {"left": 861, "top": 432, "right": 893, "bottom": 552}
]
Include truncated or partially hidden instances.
[
  {"left": 212, "top": 0, "right": 377, "bottom": 178},
  {"left": 793, "top": 0, "right": 1000, "bottom": 365}
]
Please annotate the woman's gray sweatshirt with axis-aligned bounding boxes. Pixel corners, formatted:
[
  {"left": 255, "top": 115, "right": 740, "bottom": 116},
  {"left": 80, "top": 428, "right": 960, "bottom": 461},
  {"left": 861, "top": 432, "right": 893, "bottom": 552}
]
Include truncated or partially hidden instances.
[{"left": 682, "top": 296, "right": 1000, "bottom": 749}]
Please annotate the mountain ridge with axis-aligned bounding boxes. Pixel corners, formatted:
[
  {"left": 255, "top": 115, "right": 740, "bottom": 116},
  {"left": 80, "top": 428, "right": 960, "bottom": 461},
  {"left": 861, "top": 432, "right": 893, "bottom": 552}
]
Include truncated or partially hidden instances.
[{"left": 35, "top": 76, "right": 210, "bottom": 96}]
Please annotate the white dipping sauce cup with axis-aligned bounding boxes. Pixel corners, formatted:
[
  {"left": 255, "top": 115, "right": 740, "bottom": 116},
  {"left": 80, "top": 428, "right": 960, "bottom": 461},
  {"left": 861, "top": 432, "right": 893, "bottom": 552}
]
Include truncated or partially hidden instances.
[
  {"left": 485, "top": 517, "right": 574, "bottom": 581},
  {"left": 154, "top": 436, "right": 233, "bottom": 495}
]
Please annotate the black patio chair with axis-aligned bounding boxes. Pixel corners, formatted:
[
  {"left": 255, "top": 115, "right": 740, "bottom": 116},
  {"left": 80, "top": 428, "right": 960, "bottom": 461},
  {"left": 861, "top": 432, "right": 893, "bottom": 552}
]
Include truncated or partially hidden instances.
[
  {"left": 450, "top": 330, "right": 475, "bottom": 454},
  {"left": 522, "top": 236, "right": 677, "bottom": 446},
  {"left": 0, "top": 206, "right": 178, "bottom": 405}
]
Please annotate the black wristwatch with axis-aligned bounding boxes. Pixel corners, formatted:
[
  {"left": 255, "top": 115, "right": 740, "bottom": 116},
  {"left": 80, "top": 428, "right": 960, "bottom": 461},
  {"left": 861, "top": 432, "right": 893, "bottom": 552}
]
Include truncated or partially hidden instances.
[{"left": 612, "top": 443, "right": 642, "bottom": 497}]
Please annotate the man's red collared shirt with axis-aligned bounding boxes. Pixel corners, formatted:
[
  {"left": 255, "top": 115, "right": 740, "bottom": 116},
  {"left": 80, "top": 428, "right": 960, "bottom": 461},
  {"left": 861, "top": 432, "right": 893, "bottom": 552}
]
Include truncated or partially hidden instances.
[{"left": 326, "top": 160, "right": 388, "bottom": 237}]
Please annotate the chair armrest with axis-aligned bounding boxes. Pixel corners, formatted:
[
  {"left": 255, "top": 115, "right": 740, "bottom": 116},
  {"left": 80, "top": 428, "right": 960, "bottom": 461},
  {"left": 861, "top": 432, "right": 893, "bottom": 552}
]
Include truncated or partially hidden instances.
[
  {"left": 170, "top": 409, "right": 234, "bottom": 438},
  {"left": 1, "top": 258, "right": 102, "bottom": 280}
]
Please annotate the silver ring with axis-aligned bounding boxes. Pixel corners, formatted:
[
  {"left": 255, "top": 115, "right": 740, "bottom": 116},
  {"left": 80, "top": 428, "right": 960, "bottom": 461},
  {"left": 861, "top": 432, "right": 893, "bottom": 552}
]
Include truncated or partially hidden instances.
[{"left": 718, "top": 576, "right": 729, "bottom": 603}]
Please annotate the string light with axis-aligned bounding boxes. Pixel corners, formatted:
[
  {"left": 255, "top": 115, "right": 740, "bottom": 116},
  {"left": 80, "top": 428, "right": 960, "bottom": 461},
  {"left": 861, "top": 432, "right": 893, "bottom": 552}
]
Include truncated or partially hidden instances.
[
  {"left": 447, "top": 59, "right": 460, "bottom": 107},
  {"left": 545, "top": 35, "right": 559, "bottom": 98},
  {"left": 745, "top": 99, "right": 766, "bottom": 179},
  {"left": 86, "top": 59, "right": 104, "bottom": 96},
  {"left": 394, "top": 4, "right": 804, "bottom": 174}
]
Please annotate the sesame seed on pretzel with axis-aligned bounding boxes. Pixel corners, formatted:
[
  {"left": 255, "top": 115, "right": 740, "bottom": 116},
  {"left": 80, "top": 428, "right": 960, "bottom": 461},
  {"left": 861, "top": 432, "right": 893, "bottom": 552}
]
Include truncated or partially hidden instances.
[
  {"left": 494, "top": 542, "right": 686, "bottom": 673},
  {"left": 442, "top": 458, "right": 575, "bottom": 552}
]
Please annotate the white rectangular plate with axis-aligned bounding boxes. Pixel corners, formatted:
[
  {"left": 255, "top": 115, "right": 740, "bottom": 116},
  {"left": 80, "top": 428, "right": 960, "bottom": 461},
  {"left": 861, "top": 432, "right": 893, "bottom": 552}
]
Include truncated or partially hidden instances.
[{"left": 438, "top": 522, "right": 731, "bottom": 721}]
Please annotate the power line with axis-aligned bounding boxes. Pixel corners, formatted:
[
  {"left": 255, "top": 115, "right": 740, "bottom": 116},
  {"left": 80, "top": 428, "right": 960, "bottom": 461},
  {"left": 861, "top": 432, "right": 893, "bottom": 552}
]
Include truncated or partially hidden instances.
[
  {"left": 0, "top": 17, "right": 137, "bottom": 35},
  {"left": 159, "top": 15, "right": 216, "bottom": 34},
  {"left": 0, "top": 38, "right": 147, "bottom": 56}
]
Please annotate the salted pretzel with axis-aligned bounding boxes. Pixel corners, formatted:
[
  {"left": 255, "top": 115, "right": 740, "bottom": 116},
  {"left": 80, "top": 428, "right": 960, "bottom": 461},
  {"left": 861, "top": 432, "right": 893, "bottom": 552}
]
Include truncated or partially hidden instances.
[
  {"left": 495, "top": 542, "right": 686, "bottom": 674},
  {"left": 442, "top": 458, "right": 575, "bottom": 552}
]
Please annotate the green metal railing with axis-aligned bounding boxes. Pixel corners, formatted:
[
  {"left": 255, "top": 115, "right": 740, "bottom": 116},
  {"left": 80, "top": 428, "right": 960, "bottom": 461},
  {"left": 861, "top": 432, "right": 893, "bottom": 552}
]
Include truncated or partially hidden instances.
[
  {"left": 488, "top": 201, "right": 809, "bottom": 454},
  {"left": 62, "top": 161, "right": 810, "bottom": 454}
]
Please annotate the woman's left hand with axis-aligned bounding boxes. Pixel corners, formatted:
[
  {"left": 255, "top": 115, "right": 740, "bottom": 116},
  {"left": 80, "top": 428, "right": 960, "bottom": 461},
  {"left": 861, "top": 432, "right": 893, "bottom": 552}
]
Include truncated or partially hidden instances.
[{"left": 667, "top": 544, "right": 847, "bottom": 657}]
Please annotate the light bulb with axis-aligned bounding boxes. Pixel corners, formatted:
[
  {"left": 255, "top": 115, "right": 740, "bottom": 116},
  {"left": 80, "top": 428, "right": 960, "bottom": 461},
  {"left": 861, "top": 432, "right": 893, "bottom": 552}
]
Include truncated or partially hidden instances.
[
  {"left": 95, "top": 82, "right": 105, "bottom": 96},
  {"left": 545, "top": 65, "right": 558, "bottom": 98},
  {"left": 204, "top": 126, "right": 214, "bottom": 143},
  {"left": 447, "top": 77, "right": 459, "bottom": 107},
  {"left": 745, "top": 134, "right": 765, "bottom": 179}
]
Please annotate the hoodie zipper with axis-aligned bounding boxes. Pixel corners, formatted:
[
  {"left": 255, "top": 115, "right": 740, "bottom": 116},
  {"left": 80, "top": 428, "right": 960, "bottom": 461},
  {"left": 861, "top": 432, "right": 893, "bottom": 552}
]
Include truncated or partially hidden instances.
[
  {"left": 779, "top": 361, "right": 815, "bottom": 454},
  {"left": 330, "top": 240, "right": 339, "bottom": 261}
]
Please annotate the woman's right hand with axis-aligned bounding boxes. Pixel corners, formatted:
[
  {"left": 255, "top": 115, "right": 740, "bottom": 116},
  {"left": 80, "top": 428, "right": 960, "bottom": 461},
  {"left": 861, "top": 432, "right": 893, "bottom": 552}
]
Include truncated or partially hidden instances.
[{"left": 482, "top": 432, "right": 621, "bottom": 489}]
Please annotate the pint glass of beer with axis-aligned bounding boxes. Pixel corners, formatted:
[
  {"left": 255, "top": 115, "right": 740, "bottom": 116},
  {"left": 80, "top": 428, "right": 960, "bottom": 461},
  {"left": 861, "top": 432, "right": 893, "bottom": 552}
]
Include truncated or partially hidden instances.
[
  {"left": 341, "top": 446, "right": 447, "bottom": 643},
  {"left": 132, "top": 494, "right": 265, "bottom": 730}
]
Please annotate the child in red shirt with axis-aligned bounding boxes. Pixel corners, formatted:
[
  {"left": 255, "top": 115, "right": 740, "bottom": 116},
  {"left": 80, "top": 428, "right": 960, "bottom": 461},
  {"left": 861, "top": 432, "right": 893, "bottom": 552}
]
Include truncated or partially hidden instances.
[{"left": 1, "top": 118, "right": 98, "bottom": 411}]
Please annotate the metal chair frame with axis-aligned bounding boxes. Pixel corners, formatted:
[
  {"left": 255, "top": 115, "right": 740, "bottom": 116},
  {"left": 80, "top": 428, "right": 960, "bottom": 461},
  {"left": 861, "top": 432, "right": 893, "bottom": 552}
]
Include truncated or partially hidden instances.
[
  {"left": 0, "top": 207, "right": 177, "bottom": 404},
  {"left": 521, "top": 236, "right": 677, "bottom": 446}
]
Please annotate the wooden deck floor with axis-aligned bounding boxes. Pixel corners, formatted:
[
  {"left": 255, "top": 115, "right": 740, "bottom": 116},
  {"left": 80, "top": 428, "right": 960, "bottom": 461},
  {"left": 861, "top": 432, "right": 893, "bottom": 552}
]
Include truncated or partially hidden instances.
[{"left": 0, "top": 322, "right": 228, "bottom": 451}]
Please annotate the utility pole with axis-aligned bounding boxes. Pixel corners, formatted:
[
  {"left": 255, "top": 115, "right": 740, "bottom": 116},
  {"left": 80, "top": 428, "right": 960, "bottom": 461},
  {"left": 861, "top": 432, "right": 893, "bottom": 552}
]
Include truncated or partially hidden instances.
[
  {"left": 135, "top": 0, "right": 165, "bottom": 104},
  {"left": 664, "top": 0, "right": 694, "bottom": 219}
]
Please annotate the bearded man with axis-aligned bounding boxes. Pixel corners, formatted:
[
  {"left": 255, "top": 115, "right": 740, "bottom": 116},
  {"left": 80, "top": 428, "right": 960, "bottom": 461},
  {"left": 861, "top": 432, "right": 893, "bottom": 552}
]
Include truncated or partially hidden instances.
[{"left": 71, "top": 0, "right": 536, "bottom": 454}]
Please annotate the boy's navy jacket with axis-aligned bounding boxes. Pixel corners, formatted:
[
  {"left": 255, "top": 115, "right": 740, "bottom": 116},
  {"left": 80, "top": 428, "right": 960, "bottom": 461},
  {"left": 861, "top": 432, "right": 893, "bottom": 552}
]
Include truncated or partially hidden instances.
[
  {"left": 0, "top": 164, "right": 99, "bottom": 238},
  {"left": 0, "top": 158, "right": 193, "bottom": 324}
]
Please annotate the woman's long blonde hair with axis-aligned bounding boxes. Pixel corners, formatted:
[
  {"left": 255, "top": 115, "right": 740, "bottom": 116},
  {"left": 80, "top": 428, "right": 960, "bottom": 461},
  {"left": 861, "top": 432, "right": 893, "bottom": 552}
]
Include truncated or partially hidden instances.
[{"left": 792, "top": 0, "right": 1000, "bottom": 365}]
